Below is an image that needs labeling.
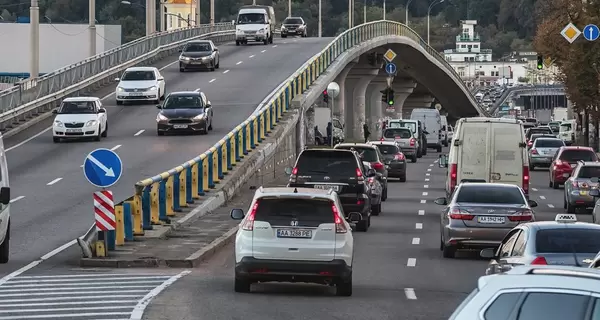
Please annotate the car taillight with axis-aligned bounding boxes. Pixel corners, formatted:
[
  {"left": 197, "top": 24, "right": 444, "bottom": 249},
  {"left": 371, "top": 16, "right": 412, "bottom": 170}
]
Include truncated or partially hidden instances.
[
  {"left": 450, "top": 163, "right": 458, "bottom": 191},
  {"left": 530, "top": 149, "right": 538, "bottom": 155},
  {"left": 289, "top": 166, "right": 298, "bottom": 183},
  {"left": 409, "top": 138, "right": 416, "bottom": 146},
  {"left": 291, "top": 167, "right": 298, "bottom": 175},
  {"left": 332, "top": 203, "right": 347, "bottom": 233},
  {"left": 531, "top": 256, "right": 548, "bottom": 265},
  {"left": 242, "top": 201, "right": 259, "bottom": 231},
  {"left": 448, "top": 207, "right": 474, "bottom": 220},
  {"left": 356, "top": 167, "right": 364, "bottom": 182},
  {"left": 394, "top": 153, "right": 405, "bottom": 161},
  {"left": 380, "top": 137, "right": 384, "bottom": 141},
  {"left": 367, "top": 177, "right": 375, "bottom": 184},
  {"left": 508, "top": 209, "right": 533, "bottom": 222},
  {"left": 522, "top": 166, "right": 529, "bottom": 194},
  {"left": 372, "top": 162, "right": 384, "bottom": 170},
  {"left": 527, "top": 140, "right": 533, "bottom": 147},
  {"left": 555, "top": 160, "right": 571, "bottom": 169}
]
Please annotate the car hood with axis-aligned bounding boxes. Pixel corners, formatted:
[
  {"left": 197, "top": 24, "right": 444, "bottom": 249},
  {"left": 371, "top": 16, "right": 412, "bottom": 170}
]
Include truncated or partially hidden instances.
[
  {"left": 160, "top": 108, "right": 204, "bottom": 119},
  {"left": 181, "top": 51, "right": 212, "bottom": 58},
  {"left": 55, "top": 114, "right": 98, "bottom": 123},
  {"left": 118, "top": 80, "right": 157, "bottom": 89}
]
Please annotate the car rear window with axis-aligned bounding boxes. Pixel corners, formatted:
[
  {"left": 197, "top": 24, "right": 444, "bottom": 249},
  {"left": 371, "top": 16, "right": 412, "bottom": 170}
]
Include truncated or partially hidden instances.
[
  {"left": 455, "top": 185, "right": 525, "bottom": 204},
  {"left": 535, "top": 139, "right": 564, "bottom": 148},
  {"left": 296, "top": 150, "right": 357, "bottom": 175},
  {"left": 577, "top": 166, "right": 600, "bottom": 178},
  {"left": 254, "top": 198, "right": 334, "bottom": 227},
  {"left": 528, "top": 128, "right": 552, "bottom": 137},
  {"left": 536, "top": 229, "right": 600, "bottom": 253},
  {"left": 559, "top": 150, "right": 598, "bottom": 162},
  {"left": 374, "top": 144, "right": 398, "bottom": 155},
  {"left": 336, "top": 146, "right": 377, "bottom": 162},
  {"left": 383, "top": 128, "right": 412, "bottom": 139}
]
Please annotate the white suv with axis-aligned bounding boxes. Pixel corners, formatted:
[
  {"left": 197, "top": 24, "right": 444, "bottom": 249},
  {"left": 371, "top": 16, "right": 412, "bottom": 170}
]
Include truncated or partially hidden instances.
[{"left": 230, "top": 187, "right": 354, "bottom": 296}]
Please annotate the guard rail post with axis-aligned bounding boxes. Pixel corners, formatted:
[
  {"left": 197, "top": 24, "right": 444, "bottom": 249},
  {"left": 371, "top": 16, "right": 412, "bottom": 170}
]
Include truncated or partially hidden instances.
[
  {"left": 123, "top": 201, "right": 134, "bottom": 241},
  {"left": 219, "top": 140, "right": 228, "bottom": 175},
  {"left": 141, "top": 186, "right": 153, "bottom": 229},
  {"left": 207, "top": 150, "right": 215, "bottom": 188},
  {"left": 245, "top": 120, "right": 252, "bottom": 152},
  {"left": 115, "top": 204, "right": 125, "bottom": 246},
  {"left": 107, "top": 230, "right": 116, "bottom": 251},
  {"left": 150, "top": 181, "right": 161, "bottom": 224},
  {"left": 257, "top": 113, "right": 265, "bottom": 142},
  {"left": 158, "top": 180, "right": 168, "bottom": 221},
  {"left": 236, "top": 127, "right": 244, "bottom": 159},
  {"left": 226, "top": 133, "right": 236, "bottom": 168},
  {"left": 241, "top": 123, "right": 248, "bottom": 155},
  {"left": 172, "top": 172, "right": 182, "bottom": 211},
  {"left": 201, "top": 155, "right": 210, "bottom": 190},
  {"left": 190, "top": 160, "right": 201, "bottom": 198},
  {"left": 215, "top": 143, "right": 224, "bottom": 179},
  {"left": 185, "top": 166, "right": 194, "bottom": 204},
  {"left": 177, "top": 168, "right": 188, "bottom": 208},
  {"left": 166, "top": 175, "right": 176, "bottom": 213},
  {"left": 132, "top": 194, "right": 144, "bottom": 235},
  {"left": 209, "top": 147, "right": 220, "bottom": 184},
  {"left": 249, "top": 118, "right": 256, "bottom": 149}
]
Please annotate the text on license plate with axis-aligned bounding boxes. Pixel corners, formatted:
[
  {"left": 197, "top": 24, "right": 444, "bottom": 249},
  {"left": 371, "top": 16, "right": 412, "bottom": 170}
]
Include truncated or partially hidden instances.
[
  {"left": 66, "top": 129, "right": 82, "bottom": 132},
  {"left": 173, "top": 124, "right": 188, "bottom": 129},
  {"left": 477, "top": 216, "right": 505, "bottom": 224},
  {"left": 277, "top": 228, "right": 312, "bottom": 238},
  {"left": 129, "top": 92, "right": 143, "bottom": 96},
  {"left": 314, "top": 184, "right": 340, "bottom": 191}
]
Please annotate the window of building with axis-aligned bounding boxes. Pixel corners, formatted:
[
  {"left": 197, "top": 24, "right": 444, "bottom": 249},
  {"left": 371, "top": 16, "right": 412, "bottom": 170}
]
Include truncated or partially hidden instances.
[{"left": 474, "top": 45, "right": 478, "bottom": 48}]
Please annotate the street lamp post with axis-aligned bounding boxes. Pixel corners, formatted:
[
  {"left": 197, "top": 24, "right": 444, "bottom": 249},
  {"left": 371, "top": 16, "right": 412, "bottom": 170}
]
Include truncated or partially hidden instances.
[
  {"left": 30, "top": 0, "right": 40, "bottom": 79},
  {"left": 383, "top": 0, "right": 386, "bottom": 20},
  {"left": 89, "top": 0, "right": 96, "bottom": 57},
  {"left": 427, "top": 0, "right": 444, "bottom": 45},
  {"left": 318, "top": 0, "right": 322, "bottom": 37},
  {"left": 405, "top": 0, "right": 413, "bottom": 25}
]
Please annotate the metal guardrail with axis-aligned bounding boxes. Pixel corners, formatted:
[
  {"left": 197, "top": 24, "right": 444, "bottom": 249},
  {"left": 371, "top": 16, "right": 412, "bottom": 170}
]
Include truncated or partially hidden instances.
[
  {"left": 87, "top": 20, "right": 486, "bottom": 255},
  {"left": 491, "top": 84, "right": 565, "bottom": 114}
]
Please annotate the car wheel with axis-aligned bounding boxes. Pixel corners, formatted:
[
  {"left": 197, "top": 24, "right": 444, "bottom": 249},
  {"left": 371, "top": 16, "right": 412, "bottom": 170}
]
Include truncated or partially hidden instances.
[
  {"left": 281, "top": 34, "right": 287, "bottom": 38},
  {"left": 94, "top": 128, "right": 101, "bottom": 141},
  {"left": 116, "top": 100, "right": 123, "bottom": 105},
  {"left": 552, "top": 181, "right": 560, "bottom": 189},
  {"left": 371, "top": 205, "right": 380, "bottom": 216},
  {"left": 335, "top": 275, "right": 352, "bottom": 296},
  {"left": 157, "top": 130, "right": 164, "bottom": 136},
  {"left": 236, "top": 41, "right": 240, "bottom": 46},
  {"left": 101, "top": 122, "right": 108, "bottom": 137},
  {"left": 564, "top": 196, "right": 567, "bottom": 209},
  {"left": 215, "top": 59, "right": 220, "bottom": 69},
  {"left": 234, "top": 277, "right": 251, "bottom": 293},
  {"left": 377, "top": 204, "right": 382, "bottom": 214},
  {"left": 0, "top": 224, "right": 10, "bottom": 264},
  {"left": 442, "top": 243, "right": 456, "bottom": 258},
  {"left": 423, "top": 148, "right": 427, "bottom": 156},
  {"left": 411, "top": 155, "right": 417, "bottom": 163},
  {"left": 263, "top": 38, "right": 268, "bottom": 45},
  {"left": 208, "top": 119, "right": 213, "bottom": 131},
  {"left": 417, "top": 150, "right": 422, "bottom": 158},
  {"left": 53, "top": 137, "right": 60, "bottom": 143}
]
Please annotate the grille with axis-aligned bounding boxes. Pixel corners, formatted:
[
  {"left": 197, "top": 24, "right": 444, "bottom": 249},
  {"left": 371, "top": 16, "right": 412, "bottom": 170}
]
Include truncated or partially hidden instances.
[
  {"left": 244, "top": 31, "right": 255, "bottom": 34},
  {"left": 64, "top": 122, "right": 84, "bottom": 128},
  {"left": 169, "top": 119, "right": 193, "bottom": 124},
  {"left": 124, "top": 88, "right": 147, "bottom": 92}
]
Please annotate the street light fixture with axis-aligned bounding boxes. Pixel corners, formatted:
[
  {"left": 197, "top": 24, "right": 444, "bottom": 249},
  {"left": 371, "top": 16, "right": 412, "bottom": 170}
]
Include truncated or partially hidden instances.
[
  {"left": 427, "top": 0, "right": 444, "bottom": 45},
  {"left": 405, "top": 0, "right": 413, "bottom": 25}
]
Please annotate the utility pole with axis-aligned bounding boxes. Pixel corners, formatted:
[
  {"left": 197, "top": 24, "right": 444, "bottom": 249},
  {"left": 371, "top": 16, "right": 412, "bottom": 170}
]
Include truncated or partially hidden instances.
[
  {"left": 29, "top": 0, "right": 40, "bottom": 79},
  {"left": 210, "top": 0, "right": 214, "bottom": 26},
  {"left": 89, "top": 0, "right": 96, "bottom": 57},
  {"left": 318, "top": 0, "right": 322, "bottom": 37}
]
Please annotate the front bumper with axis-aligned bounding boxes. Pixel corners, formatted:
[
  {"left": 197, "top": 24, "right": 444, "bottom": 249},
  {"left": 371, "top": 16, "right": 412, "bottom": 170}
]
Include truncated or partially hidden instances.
[
  {"left": 157, "top": 119, "right": 208, "bottom": 133},
  {"left": 235, "top": 257, "right": 352, "bottom": 282},
  {"left": 236, "top": 33, "right": 267, "bottom": 41},
  {"left": 116, "top": 90, "right": 159, "bottom": 101},
  {"left": 180, "top": 59, "right": 214, "bottom": 69},
  {"left": 281, "top": 28, "right": 304, "bottom": 35},
  {"left": 53, "top": 126, "right": 99, "bottom": 138}
]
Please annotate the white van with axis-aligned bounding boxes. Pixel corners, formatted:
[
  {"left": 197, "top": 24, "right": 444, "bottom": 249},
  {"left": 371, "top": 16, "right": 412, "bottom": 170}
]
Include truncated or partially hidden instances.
[
  {"left": 0, "top": 134, "right": 10, "bottom": 263},
  {"left": 440, "top": 115, "right": 448, "bottom": 147},
  {"left": 411, "top": 108, "right": 442, "bottom": 152},
  {"left": 442, "top": 117, "right": 529, "bottom": 198},
  {"left": 559, "top": 119, "right": 576, "bottom": 145},
  {"left": 234, "top": 6, "right": 275, "bottom": 45}
]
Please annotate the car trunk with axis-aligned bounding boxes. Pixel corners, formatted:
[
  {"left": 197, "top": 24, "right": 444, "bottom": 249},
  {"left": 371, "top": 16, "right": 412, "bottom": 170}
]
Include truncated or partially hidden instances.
[{"left": 457, "top": 203, "right": 528, "bottom": 228}]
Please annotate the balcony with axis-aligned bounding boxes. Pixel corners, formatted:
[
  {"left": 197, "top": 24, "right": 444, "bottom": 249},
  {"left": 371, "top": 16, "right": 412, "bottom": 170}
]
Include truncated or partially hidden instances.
[{"left": 456, "top": 34, "right": 480, "bottom": 42}]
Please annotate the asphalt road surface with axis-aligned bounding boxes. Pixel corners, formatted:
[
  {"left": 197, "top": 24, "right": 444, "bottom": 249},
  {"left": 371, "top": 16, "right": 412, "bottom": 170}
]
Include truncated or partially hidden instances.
[{"left": 0, "top": 37, "right": 334, "bottom": 279}]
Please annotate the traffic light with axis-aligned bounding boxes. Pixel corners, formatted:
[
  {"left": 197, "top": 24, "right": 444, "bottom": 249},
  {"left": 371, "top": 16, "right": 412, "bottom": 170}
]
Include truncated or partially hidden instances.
[
  {"left": 380, "top": 88, "right": 395, "bottom": 105},
  {"left": 380, "top": 88, "right": 388, "bottom": 103},
  {"left": 323, "top": 90, "right": 329, "bottom": 103},
  {"left": 537, "top": 55, "right": 543, "bottom": 70}
]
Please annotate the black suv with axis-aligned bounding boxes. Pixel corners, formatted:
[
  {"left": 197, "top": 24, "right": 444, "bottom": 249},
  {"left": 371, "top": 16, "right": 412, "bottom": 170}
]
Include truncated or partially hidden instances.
[
  {"left": 333, "top": 143, "right": 388, "bottom": 201},
  {"left": 288, "top": 148, "right": 373, "bottom": 232}
]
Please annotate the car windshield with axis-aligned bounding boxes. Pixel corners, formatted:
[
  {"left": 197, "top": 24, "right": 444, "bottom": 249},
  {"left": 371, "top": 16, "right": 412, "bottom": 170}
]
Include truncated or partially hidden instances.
[
  {"left": 237, "top": 13, "right": 265, "bottom": 24},
  {"left": 121, "top": 70, "right": 155, "bottom": 81},
  {"left": 295, "top": 151, "right": 357, "bottom": 175},
  {"left": 536, "top": 229, "right": 600, "bottom": 253},
  {"left": 389, "top": 121, "right": 416, "bottom": 133},
  {"left": 559, "top": 150, "right": 598, "bottom": 162},
  {"left": 58, "top": 101, "right": 96, "bottom": 114},
  {"left": 284, "top": 18, "right": 302, "bottom": 24},
  {"left": 455, "top": 185, "right": 525, "bottom": 204},
  {"left": 535, "top": 139, "right": 564, "bottom": 148},
  {"left": 577, "top": 166, "right": 600, "bottom": 179},
  {"left": 383, "top": 128, "right": 412, "bottom": 139},
  {"left": 184, "top": 43, "right": 211, "bottom": 52},
  {"left": 336, "top": 146, "right": 377, "bottom": 162},
  {"left": 560, "top": 123, "right": 572, "bottom": 131},
  {"left": 163, "top": 96, "right": 204, "bottom": 110},
  {"left": 528, "top": 128, "right": 552, "bottom": 137},
  {"left": 374, "top": 144, "right": 398, "bottom": 155}
]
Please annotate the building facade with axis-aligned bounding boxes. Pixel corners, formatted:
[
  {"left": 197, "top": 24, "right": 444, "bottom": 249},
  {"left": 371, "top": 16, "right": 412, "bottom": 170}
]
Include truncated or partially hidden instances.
[{"left": 163, "top": 0, "right": 197, "bottom": 31}]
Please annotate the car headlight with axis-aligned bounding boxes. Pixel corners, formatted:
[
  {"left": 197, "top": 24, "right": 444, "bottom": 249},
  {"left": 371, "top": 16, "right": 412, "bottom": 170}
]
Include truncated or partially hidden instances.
[
  {"left": 117, "top": 87, "right": 124, "bottom": 92},
  {"left": 258, "top": 28, "right": 265, "bottom": 33},
  {"left": 85, "top": 120, "right": 97, "bottom": 127},
  {"left": 54, "top": 120, "right": 63, "bottom": 127},
  {"left": 180, "top": 56, "right": 190, "bottom": 61},
  {"left": 193, "top": 114, "right": 206, "bottom": 120},
  {"left": 148, "top": 86, "right": 157, "bottom": 91},
  {"left": 236, "top": 29, "right": 243, "bottom": 34},
  {"left": 298, "top": 25, "right": 305, "bottom": 29},
  {"left": 202, "top": 56, "right": 211, "bottom": 60},
  {"left": 156, "top": 113, "right": 168, "bottom": 121},
  {"left": 281, "top": 26, "right": 286, "bottom": 30}
]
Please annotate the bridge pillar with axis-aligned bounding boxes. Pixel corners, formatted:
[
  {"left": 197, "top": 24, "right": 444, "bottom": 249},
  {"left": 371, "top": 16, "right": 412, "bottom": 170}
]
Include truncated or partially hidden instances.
[
  {"left": 332, "top": 62, "right": 356, "bottom": 120},
  {"left": 345, "top": 67, "right": 380, "bottom": 141},
  {"left": 366, "top": 78, "right": 388, "bottom": 138},
  {"left": 402, "top": 94, "right": 435, "bottom": 118},
  {"left": 391, "top": 80, "right": 418, "bottom": 119}
]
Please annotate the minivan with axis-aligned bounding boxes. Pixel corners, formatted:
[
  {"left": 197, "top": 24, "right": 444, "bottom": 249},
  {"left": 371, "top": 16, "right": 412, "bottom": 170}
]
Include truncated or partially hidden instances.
[
  {"left": 387, "top": 118, "right": 426, "bottom": 157},
  {"left": 234, "top": 5, "right": 276, "bottom": 45}
]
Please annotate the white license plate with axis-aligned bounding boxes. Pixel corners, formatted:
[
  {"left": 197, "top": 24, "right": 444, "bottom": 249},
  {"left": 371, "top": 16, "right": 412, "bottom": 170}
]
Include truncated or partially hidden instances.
[
  {"left": 314, "top": 184, "right": 340, "bottom": 191},
  {"left": 66, "top": 129, "right": 82, "bottom": 132},
  {"left": 277, "top": 228, "right": 312, "bottom": 238},
  {"left": 129, "top": 92, "right": 143, "bottom": 96},
  {"left": 477, "top": 216, "right": 505, "bottom": 224},
  {"left": 173, "top": 124, "right": 188, "bottom": 129}
]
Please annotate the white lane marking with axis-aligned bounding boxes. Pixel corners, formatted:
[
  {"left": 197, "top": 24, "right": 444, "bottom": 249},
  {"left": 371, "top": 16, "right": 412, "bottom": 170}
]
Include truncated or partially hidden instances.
[
  {"left": 293, "top": 39, "right": 297, "bottom": 42},
  {"left": 420, "top": 200, "right": 426, "bottom": 204},
  {"left": 422, "top": 192, "right": 428, "bottom": 196},
  {"left": 134, "top": 129, "right": 145, "bottom": 136},
  {"left": 209, "top": 79, "right": 216, "bottom": 83},
  {"left": 434, "top": 159, "right": 439, "bottom": 163},
  {"left": 261, "top": 50, "right": 266, "bottom": 53},
  {"left": 427, "top": 168, "right": 432, "bottom": 172},
  {"left": 418, "top": 209, "right": 425, "bottom": 216},
  {"left": 412, "top": 238, "right": 420, "bottom": 245},
  {"left": 425, "top": 178, "right": 430, "bottom": 182},
  {"left": 129, "top": 271, "right": 191, "bottom": 320},
  {"left": 429, "top": 164, "right": 433, "bottom": 167},
  {"left": 404, "top": 288, "right": 417, "bottom": 300},
  {"left": 415, "top": 223, "right": 423, "bottom": 229},
  {"left": 532, "top": 188, "right": 539, "bottom": 192},
  {"left": 548, "top": 204, "right": 555, "bottom": 208},
  {"left": 110, "top": 145, "right": 121, "bottom": 151},
  {"left": 46, "top": 178, "right": 62, "bottom": 186},
  {"left": 424, "top": 185, "right": 429, "bottom": 188},
  {"left": 426, "top": 173, "right": 430, "bottom": 176},
  {"left": 0, "top": 300, "right": 138, "bottom": 307},
  {"left": 223, "top": 69, "right": 230, "bottom": 74},
  {"left": 0, "top": 239, "right": 77, "bottom": 286},
  {"left": 249, "top": 55, "right": 255, "bottom": 58},
  {"left": 407, "top": 258, "right": 417, "bottom": 267},
  {"left": 272, "top": 45, "right": 278, "bottom": 48},
  {"left": 194, "top": 88, "right": 201, "bottom": 92},
  {"left": 236, "top": 61, "right": 242, "bottom": 65},
  {"left": 9, "top": 196, "right": 25, "bottom": 203},
  {"left": 539, "top": 195, "right": 546, "bottom": 200}
]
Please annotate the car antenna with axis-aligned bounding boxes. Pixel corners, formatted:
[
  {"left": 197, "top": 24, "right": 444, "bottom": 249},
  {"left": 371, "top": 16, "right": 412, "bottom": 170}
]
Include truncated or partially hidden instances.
[{"left": 293, "top": 188, "right": 298, "bottom": 193}]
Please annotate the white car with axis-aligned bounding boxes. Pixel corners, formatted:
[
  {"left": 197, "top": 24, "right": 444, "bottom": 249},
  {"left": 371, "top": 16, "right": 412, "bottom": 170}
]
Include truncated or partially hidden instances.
[
  {"left": 230, "top": 187, "right": 355, "bottom": 296},
  {"left": 115, "top": 67, "right": 165, "bottom": 105},
  {"left": 52, "top": 97, "right": 108, "bottom": 143}
]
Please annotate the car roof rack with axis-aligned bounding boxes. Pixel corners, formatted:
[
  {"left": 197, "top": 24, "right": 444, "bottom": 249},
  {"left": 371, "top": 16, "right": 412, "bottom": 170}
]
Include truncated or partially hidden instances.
[{"left": 526, "top": 268, "right": 600, "bottom": 281}]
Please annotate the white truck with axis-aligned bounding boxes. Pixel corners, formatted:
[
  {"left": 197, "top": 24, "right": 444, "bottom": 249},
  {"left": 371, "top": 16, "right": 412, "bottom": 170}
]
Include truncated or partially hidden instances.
[
  {"left": 410, "top": 108, "right": 443, "bottom": 152},
  {"left": 234, "top": 5, "right": 276, "bottom": 45}
]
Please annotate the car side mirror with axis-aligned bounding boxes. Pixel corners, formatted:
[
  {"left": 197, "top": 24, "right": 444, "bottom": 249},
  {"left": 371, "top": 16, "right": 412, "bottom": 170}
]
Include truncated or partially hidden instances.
[
  {"left": 480, "top": 248, "right": 496, "bottom": 259},
  {"left": 590, "top": 189, "right": 600, "bottom": 197},
  {"left": 114, "top": 77, "right": 120, "bottom": 81},
  {"left": 98, "top": 108, "right": 106, "bottom": 113},
  {"left": 156, "top": 105, "right": 162, "bottom": 109},
  {"left": 439, "top": 154, "right": 448, "bottom": 168},
  {"left": 0, "top": 187, "right": 10, "bottom": 205},
  {"left": 206, "top": 101, "right": 211, "bottom": 108},
  {"left": 230, "top": 208, "right": 244, "bottom": 220},
  {"left": 52, "top": 109, "right": 58, "bottom": 114},
  {"left": 366, "top": 168, "right": 376, "bottom": 177},
  {"left": 214, "top": 48, "right": 218, "bottom": 52},
  {"left": 158, "top": 77, "right": 164, "bottom": 81},
  {"left": 231, "top": 19, "right": 236, "bottom": 25},
  {"left": 284, "top": 167, "right": 292, "bottom": 175},
  {"left": 434, "top": 197, "right": 447, "bottom": 205},
  {"left": 528, "top": 199, "right": 538, "bottom": 207}
]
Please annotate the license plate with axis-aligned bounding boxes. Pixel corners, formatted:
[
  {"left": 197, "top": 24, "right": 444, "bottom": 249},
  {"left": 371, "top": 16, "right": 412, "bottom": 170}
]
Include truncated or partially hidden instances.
[
  {"left": 477, "top": 216, "right": 505, "bottom": 224},
  {"left": 66, "top": 129, "right": 82, "bottom": 132},
  {"left": 173, "top": 124, "right": 188, "bottom": 129},
  {"left": 277, "top": 228, "right": 312, "bottom": 238},
  {"left": 314, "top": 184, "right": 340, "bottom": 191},
  {"left": 129, "top": 92, "right": 143, "bottom": 96}
]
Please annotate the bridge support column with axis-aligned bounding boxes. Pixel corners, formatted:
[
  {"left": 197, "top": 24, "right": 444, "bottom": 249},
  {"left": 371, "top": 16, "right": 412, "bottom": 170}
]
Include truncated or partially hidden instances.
[
  {"left": 367, "top": 79, "right": 388, "bottom": 138},
  {"left": 402, "top": 94, "right": 435, "bottom": 118},
  {"left": 390, "top": 80, "right": 417, "bottom": 119},
  {"left": 333, "top": 62, "right": 356, "bottom": 120},
  {"left": 345, "top": 67, "right": 380, "bottom": 141}
]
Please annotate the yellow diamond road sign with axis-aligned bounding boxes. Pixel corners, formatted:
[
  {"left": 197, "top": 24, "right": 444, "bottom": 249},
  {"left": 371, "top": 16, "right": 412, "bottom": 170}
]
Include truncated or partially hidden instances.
[
  {"left": 543, "top": 57, "right": 555, "bottom": 68},
  {"left": 383, "top": 49, "right": 397, "bottom": 62},
  {"left": 561, "top": 23, "right": 581, "bottom": 43}
]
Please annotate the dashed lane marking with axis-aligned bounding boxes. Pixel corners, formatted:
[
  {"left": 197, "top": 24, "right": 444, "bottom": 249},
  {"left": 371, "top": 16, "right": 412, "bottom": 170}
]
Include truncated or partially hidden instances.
[
  {"left": 418, "top": 210, "right": 425, "bottom": 216},
  {"left": 429, "top": 164, "right": 433, "bottom": 167},
  {"left": 272, "top": 45, "right": 278, "bottom": 48},
  {"left": 134, "top": 130, "right": 145, "bottom": 136},
  {"left": 110, "top": 145, "right": 121, "bottom": 151},
  {"left": 426, "top": 173, "right": 430, "bottom": 176},
  {"left": 261, "top": 50, "right": 266, "bottom": 53},
  {"left": 9, "top": 196, "right": 24, "bottom": 204},
  {"left": 420, "top": 200, "right": 426, "bottom": 204},
  {"left": 548, "top": 204, "right": 555, "bottom": 208},
  {"left": 424, "top": 185, "right": 429, "bottom": 188},
  {"left": 209, "top": 79, "right": 216, "bottom": 83},
  {"left": 249, "top": 55, "right": 255, "bottom": 58},
  {"left": 412, "top": 238, "right": 420, "bottom": 245},
  {"left": 539, "top": 196, "right": 546, "bottom": 200},
  {"left": 427, "top": 168, "right": 432, "bottom": 172},
  {"left": 415, "top": 223, "right": 423, "bottom": 229},
  {"left": 532, "top": 188, "right": 539, "bottom": 192},
  {"left": 407, "top": 258, "right": 417, "bottom": 267},
  {"left": 422, "top": 192, "right": 428, "bottom": 196},
  {"left": 425, "top": 178, "right": 430, "bottom": 182},
  {"left": 404, "top": 288, "right": 417, "bottom": 300},
  {"left": 236, "top": 61, "right": 243, "bottom": 65},
  {"left": 46, "top": 178, "right": 62, "bottom": 186},
  {"left": 223, "top": 69, "right": 230, "bottom": 74}
]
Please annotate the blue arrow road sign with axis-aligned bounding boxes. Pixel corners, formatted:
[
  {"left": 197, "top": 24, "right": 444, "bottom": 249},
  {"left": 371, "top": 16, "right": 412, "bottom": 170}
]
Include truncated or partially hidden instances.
[
  {"left": 583, "top": 24, "right": 599, "bottom": 41},
  {"left": 385, "top": 63, "right": 397, "bottom": 75},
  {"left": 83, "top": 148, "right": 123, "bottom": 188}
]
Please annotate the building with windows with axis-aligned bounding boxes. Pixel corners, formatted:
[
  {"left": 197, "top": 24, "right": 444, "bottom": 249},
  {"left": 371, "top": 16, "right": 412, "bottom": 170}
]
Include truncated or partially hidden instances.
[
  {"left": 163, "top": 0, "right": 197, "bottom": 31},
  {"left": 443, "top": 20, "right": 492, "bottom": 63}
]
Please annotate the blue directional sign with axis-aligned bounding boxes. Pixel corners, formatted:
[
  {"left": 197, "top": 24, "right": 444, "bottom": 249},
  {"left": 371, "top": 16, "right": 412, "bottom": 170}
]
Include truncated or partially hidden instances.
[
  {"left": 83, "top": 148, "right": 123, "bottom": 188},
  {"left": 583, "top": 24, "right": 599, "bottom": 41},
  {"left": 385, "top": 63, "right": 397, "bottom": 75}
]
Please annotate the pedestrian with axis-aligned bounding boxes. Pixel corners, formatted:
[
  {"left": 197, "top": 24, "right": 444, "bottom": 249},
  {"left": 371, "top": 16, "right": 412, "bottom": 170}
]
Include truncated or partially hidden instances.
[
  {"left": 363, "top": 123, "right": 370, "bottom": 143},
  {"left": 326, "top": 122, "right": 333, "bottom": 145}
]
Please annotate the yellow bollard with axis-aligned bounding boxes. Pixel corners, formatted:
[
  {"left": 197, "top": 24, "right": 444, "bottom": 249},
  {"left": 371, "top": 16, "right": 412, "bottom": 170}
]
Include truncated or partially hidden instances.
[
  {"left": 115, "top": 205, "right": 125, "bottom": 246},
  {"left": 219, "top": 140, "right": 228, "bottom": 175},
  {"left": 200, "top": 154, "right": 209, "bottom": 191},
  {"left": 190, "top": 161, "right": 200, "bottom": 198},
  {"left": 178, "top": 168, "right": 188, "bottom": 207},
  {"left": 251, "top": 116, "right": 258, "bottom": 146},
  {"left": 209, "top": 147, "right": 220, "bottom": 184},
  {"left": 227, "top": 133, "right": 237, "bottom": 167},
  {"left": 237, "top": 126, "right": 245, "bottom": 158},
  {"left": 95, "top": 240, "right": 106, "bottom": 257},
  {"left": 150, "top": 182, "right": 161, "bottom": 224},
  {"left": 132, "top": 194, "right": 144, "bottom": 236},
  {"left": 277, "top": 95, "right": 283, "bottom": 119},
  {"left": 244, "top": 121, "right": 251, "bottom": 152},
  {"left": 259, "top": 112, "right": 266, "bottom": 140},
  {"left": 266, "top": 104, "right": 272, "bottom": 132},
  {"left": 166, "top": 175, "right": 176, "bottom": 216}
]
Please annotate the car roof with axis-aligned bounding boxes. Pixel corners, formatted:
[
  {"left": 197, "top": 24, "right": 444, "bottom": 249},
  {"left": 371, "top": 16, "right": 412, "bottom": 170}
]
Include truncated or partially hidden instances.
[
  {"left": 167, "top": 91, "right": 201, "bottom": 97},
  {"left": 285, "top": 16, "right": 303, "bottom": 20},
  {"left": 124, "top": 66, "right": 156, "bottom": 71},
  {"left": 459, "top": 182, "right": 518, "bottom": 189},
  {"left": 63, "top": 97, "right": 99, "bottom": 102},
  {"left": 335, "top": 143, "right": 376, "bottom": 149},
  {"left": 256, "top": 187, "right": 335, "bottom": 199},
  {"left": 535, "top": 137, "right": 561, "bottom": 141},
  {"left": 523, "top": 220, "right": 600, "bottom": 230},
  {"left": 187, "top": 39, "right": 211, "bottom": 44},
  {"left": 478, "top": 266, "right": 600, "bottom": 293},
  {"left": 560, "top": 146, "right": 594, "bottom": 151}
]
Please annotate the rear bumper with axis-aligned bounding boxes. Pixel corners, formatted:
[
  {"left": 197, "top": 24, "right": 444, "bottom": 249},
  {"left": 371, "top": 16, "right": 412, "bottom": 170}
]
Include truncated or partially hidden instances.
[
  {"left": 400, "top": 147, "right": 417, "bottom": 156},
  {"left": 529, "top": 156, "right": 553, "bottom": 166},
  {"left": 235, "top": 257, "right": 352, "bottom": 282},
  {"left": 567, "top": 192, "right": 596, "bottom": 207},
  {"left": 387, "top": 162, "right": 406, "bottom": 176},
  {"left": 444, "top": 225, "right": 511, "bottom": 249}
]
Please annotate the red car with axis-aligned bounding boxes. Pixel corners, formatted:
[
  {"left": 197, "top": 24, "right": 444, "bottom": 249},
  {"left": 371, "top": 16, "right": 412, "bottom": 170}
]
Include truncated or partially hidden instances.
[{"left": 549, "top": 146, "right": 598, "bottom": 189}]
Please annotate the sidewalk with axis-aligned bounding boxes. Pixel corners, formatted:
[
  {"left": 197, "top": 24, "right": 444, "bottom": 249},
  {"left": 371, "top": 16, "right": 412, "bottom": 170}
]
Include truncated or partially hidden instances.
[{"left": 81, "top": 168, "right": 290, "bottom": 268}]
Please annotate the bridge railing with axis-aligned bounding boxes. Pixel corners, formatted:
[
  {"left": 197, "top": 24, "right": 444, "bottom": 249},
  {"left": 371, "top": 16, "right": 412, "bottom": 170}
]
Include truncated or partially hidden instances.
[{"left": 78, "top": 20, "right": 482, "bottom": 255}]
